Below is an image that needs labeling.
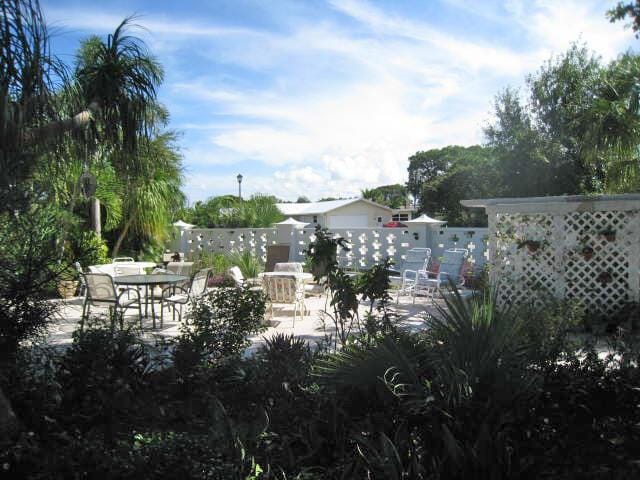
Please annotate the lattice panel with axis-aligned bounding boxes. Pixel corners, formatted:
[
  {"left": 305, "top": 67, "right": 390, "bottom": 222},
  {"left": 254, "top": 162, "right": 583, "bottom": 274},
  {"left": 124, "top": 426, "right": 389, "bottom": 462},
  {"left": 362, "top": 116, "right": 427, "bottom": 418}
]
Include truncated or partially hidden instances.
[
  {"left": 490, "top": 209, "right": 638, "bottom": 317},
  {"left": 491, "top": 213, "right": 556, "bottom": 308},
  {"left": 562, "top": 211, "right": 633, "bottom": 317}
]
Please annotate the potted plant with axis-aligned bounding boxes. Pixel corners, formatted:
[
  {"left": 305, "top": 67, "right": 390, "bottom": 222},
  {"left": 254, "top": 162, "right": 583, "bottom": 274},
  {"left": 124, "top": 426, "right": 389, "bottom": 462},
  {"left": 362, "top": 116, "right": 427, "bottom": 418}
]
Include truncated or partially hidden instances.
[
  {"left": 580, "top": 245, "right": 595, "bottom": 261},
  {"left": 596, "top": 271, "right": 613, "bottom": 285},
  {"left": 517, "top": 239, "right": 542, "bottom": 253},
  {"left": 600, "top": 227, "right": 616, "bottom": 242},
  {"left": 57, "top": 264, "right": 79, "bottom": 299},
  {"left": 450, "top": 234, "right": 460, "bottom": 243}
]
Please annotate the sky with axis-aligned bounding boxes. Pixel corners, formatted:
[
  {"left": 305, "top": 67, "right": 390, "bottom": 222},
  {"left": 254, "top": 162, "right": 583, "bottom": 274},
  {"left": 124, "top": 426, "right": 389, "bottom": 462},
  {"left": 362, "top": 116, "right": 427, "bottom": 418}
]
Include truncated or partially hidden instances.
[{"left": 42, "top": 0, "right": 637, "bottom": 203}]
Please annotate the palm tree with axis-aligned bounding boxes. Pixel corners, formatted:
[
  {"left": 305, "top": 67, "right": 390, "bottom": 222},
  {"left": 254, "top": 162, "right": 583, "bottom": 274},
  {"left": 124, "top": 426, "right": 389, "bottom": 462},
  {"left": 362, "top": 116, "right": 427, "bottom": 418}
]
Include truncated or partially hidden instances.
[
  {"left": 72, "top": 19, "right": 165, "bottom": 236},
  {"left": 112, "top": 132, "right": 185, "bottom": 256},
  {"left": 582, "top": 53, "right": 640, "bottom": 191}
]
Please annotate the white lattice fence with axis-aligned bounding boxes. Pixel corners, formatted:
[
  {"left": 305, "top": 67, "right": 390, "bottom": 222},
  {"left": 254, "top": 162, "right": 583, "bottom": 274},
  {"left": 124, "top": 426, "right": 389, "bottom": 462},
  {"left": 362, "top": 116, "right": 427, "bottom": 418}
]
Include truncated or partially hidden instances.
[{"left": 481, "top": 197, "right": 640, "bottom": 317}]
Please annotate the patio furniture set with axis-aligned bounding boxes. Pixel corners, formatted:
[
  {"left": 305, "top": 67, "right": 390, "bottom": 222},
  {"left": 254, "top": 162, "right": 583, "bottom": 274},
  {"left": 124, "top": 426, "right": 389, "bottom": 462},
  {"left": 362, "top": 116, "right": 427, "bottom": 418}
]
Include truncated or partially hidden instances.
[{"left": 77, "top": 256, "right": 209, "bottom": 329}]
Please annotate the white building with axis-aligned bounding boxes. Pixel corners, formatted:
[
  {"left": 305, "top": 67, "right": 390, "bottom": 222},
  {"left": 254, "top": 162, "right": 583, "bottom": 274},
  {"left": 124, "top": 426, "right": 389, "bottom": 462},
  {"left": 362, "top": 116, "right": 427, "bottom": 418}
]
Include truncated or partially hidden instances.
[{"left": 275, "top": 198, "right": 393, "bottom": 228}]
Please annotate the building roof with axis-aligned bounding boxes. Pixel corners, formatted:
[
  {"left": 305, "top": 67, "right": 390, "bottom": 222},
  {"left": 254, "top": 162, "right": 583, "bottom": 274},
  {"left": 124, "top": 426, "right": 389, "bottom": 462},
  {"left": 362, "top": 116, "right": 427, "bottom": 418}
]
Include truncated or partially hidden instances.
[
  {"left": 276, "top": 197, "right": 392, "bottom": 216},
  {"left": 460, "top": 193, "right": 640, "bottom": 209}
]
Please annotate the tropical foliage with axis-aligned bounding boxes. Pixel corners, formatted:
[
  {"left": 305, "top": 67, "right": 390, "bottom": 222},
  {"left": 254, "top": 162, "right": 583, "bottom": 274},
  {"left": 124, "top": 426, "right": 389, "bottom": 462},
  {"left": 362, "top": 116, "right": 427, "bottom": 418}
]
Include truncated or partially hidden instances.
[
  {"left": 361, "top": 184, "right": 408, "bottom": 208},
  {"left": 181, "top": 194, "right": 283, "bottom": 228}
]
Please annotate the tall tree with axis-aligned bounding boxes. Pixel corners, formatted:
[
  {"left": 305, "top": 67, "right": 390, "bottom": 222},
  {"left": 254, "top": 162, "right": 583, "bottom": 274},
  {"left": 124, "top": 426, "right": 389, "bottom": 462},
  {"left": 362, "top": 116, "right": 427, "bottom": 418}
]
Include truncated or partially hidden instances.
[
  {"left": 73, "top": 20, "right": 165, "bottom": 237},
  {"left": 406, "top": 150, "right": 452, "bottom": 205},
  {"left": 417, "top": 146, "right": 497, "bottom": 226},
  {"left": 112, "top": 132, "right": 185, "bottom": 256},
  {"left": 582, "top": 53, "right": 640, "bottom": 191},
  {"left": 608, "top": 1, "right": 640, "bottom": 37},
  {"left": 362, "top": 184, "right": 408, "bottom": 208},
  {"left": 528, "top": 44, "right": 605, "bottom": 193}
]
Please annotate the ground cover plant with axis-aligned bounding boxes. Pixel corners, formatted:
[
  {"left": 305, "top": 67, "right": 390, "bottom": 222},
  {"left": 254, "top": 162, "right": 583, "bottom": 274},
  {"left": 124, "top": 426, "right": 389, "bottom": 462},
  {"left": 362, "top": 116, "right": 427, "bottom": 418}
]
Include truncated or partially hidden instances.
[{"left": 3, "top": 256, "right": 640, "bottom": 479}]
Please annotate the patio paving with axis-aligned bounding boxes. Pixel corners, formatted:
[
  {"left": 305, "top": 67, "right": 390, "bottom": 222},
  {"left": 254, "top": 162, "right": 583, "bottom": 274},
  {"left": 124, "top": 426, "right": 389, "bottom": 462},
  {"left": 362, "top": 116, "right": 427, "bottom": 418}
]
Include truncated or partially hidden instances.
[{"left": 46, "top": 291, "right": 447, "bottom": 353}]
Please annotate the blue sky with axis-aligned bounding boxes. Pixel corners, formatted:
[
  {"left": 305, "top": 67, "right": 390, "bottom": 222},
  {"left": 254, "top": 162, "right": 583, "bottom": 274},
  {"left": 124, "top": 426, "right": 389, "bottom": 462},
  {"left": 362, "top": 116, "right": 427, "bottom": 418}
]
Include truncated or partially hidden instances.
[{"left": 43, "top": 0, "right": 637, "bottom": 203}]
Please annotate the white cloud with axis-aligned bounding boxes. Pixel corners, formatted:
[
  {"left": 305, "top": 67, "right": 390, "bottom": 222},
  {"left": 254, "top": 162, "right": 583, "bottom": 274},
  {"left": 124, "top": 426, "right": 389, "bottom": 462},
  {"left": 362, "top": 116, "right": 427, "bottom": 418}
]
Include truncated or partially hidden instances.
[{"left": 46, "top": 0, "right": 638, "bottom": 203}]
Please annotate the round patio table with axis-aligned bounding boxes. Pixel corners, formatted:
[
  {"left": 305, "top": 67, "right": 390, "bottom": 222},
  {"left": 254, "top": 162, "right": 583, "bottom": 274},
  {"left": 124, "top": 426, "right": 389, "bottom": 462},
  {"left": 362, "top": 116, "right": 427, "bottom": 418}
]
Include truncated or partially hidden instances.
[{"left": 114, "top": 274, "right": 188, "bottom": 328}]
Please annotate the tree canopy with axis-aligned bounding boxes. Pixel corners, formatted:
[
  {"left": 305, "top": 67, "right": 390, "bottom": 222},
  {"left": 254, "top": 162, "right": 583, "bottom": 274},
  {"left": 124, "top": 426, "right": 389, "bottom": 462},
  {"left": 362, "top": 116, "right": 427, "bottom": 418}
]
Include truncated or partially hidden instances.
[
  {"left": 408, "top": 43, "right": 640, "bottom": 226},
  {"left": 361, "top": 184, "right": 408, "bottom": 208}
]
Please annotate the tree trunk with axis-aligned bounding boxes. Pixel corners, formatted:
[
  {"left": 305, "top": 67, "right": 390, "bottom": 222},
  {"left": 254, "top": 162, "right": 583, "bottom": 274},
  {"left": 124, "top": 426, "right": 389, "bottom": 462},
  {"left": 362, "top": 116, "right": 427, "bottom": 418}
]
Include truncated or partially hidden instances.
[
  {"left": 91, "top": 197, "right": 101, "bottom": 237},
  {"left": 112, "top": 215, "right": 135, "bottom": 258}
]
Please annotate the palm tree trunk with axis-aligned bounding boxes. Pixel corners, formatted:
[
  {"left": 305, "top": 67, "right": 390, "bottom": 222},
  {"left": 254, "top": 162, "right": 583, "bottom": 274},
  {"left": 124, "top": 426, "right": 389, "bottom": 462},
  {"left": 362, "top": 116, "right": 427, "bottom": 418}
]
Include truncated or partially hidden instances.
[{"left": 112, "top": 215, "right": 135, "bottom": 258}]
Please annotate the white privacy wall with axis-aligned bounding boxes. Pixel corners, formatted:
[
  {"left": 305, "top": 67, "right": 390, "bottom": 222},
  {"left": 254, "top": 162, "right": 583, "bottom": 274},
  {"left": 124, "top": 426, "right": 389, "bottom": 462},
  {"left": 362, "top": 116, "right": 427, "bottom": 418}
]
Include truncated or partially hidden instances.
[
  {"left": 461, "top": 194, "right": 640, "bottom": 317},
  {"left": 176, "top": 224, "right": 488, "bottom": 272}
]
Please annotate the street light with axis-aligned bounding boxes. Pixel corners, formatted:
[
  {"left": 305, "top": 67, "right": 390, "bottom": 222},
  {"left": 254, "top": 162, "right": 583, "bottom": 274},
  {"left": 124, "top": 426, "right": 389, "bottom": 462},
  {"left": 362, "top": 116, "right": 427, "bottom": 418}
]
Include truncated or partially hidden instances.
[{"left": 237, "top": 173, "right": 243, "bottom": 200}]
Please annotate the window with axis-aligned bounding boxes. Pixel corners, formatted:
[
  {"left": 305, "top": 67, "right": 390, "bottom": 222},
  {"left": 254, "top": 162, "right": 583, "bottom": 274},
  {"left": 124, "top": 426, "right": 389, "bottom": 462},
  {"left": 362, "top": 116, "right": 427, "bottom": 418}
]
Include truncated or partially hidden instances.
[
  {"left": 377, "top": 216, "right": 382, "bottom": 223},
  {"left": 313, "top": 215, "right": 317, "bottom": 223},
  {"left": 392, "top": 213, "right": 409, "bottom": 222}
]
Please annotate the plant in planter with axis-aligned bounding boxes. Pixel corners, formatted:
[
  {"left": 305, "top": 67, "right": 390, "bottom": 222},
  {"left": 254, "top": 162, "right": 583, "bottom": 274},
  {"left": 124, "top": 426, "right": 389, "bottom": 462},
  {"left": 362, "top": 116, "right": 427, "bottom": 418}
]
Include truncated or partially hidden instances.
[
  {"left": 596, "top": 271, "right": 613, "bottom": 285},
  {"left": 599, "top": 226, "right": 616, "bottom": 242},
  {"left": 517, "top": 238, "right": 545, "bottom": 253},
  {"left": 57, "top": 264, "right": 79, "bottom": 299},
  {"left": 580, "top": 245, "right": 595, "bottom": 260},
  {"left": 450, "top": 233, "right": 460, "bottom": 243}
]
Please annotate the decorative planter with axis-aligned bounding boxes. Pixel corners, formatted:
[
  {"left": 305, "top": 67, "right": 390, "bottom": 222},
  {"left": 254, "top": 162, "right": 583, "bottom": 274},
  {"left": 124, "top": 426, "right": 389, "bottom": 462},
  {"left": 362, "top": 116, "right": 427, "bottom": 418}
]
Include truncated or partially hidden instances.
[
  {"left": 57, "top": 280, "right": 78, "bottom": 299},
  {"left": 596, "top": 272, "right": 613, "bottom": 285},
  {"left": 581, "top": 247, "right": 594, "bottom": 261},
  {"left": 526, "top": 242, "right": 540, "bottom": 253}
]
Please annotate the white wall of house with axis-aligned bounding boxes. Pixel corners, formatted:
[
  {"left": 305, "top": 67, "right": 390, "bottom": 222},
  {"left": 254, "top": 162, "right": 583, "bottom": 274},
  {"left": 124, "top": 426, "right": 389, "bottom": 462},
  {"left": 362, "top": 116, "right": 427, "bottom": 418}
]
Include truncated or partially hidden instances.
[{"left": 326, "top": 202, "right": 391, "bottom": 227}]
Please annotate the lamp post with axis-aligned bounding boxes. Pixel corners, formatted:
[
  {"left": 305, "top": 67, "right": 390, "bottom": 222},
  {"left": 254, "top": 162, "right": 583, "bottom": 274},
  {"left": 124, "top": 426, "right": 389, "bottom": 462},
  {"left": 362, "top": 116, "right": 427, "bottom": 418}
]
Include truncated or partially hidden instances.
[{"left": 237, "top": 173, "right": 243, "bottom": 200}]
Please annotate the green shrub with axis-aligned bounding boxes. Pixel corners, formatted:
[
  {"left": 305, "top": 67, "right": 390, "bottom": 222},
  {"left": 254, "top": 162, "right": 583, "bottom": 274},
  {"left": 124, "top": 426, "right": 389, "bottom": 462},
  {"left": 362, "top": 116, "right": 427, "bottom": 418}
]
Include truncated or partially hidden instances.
[
  {"left": 0, "top": 206, "right": 65, "bottom": 362},
  {"left": 227, "top": 249, "right": 262, "bottom": 278},
  {"left": 193, "top": 251, "right": 232, "bottom": 274},
  {"left": 173, "top": 287, "right": 267, "bottom": 373},
  {"left": 56, "top": 323, "right": 152, "bottom": 442}
]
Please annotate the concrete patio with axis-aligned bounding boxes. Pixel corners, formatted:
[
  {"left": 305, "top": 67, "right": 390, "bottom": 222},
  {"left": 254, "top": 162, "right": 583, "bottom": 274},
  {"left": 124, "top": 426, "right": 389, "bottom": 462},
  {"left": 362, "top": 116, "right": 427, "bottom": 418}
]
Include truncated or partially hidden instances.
[{"left": 46, "top": 291, "right": 447, "bottom": 353}]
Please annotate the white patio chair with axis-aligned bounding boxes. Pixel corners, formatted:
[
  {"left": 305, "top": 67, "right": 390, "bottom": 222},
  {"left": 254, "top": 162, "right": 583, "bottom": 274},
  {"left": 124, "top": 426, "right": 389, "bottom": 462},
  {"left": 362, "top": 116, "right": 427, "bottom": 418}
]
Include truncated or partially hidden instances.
[
  {"left": 160, "top": 268, "right": 211, "bottom": 325},
  {"left": 391, "top": 248, "right": 432, "bottom": 292},
  {"left": 400, "top": 248, "right": 468, "bottom": 303},
  {"left": 262, "top": 274, "right": 306, "bottom": 326},
  {"left": 274, "top": 262, "right": 303, "bottom": 273},
  {"left": 166, "top": 261, "right": 194, "bottom": 277},
  {"left": 228, "top": 266, "right": 262, "bottom": 290},
  {"left": 80, "top": 272, "right": 142, "bottom": 329},
  {"left": 112, "top": 257, "right": 135, "bottom": 263}
]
